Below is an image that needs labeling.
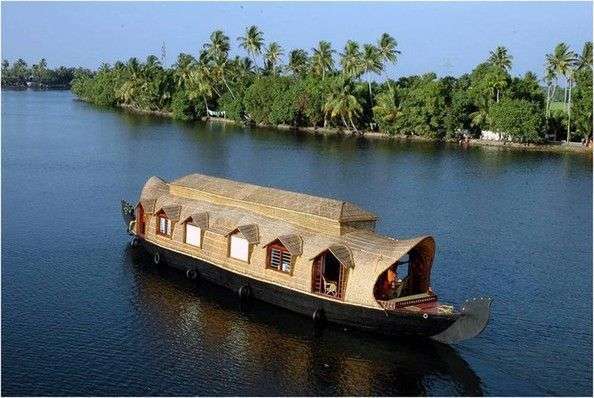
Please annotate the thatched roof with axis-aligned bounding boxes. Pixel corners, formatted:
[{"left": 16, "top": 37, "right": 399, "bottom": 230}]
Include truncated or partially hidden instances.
[
  {"left": 263, "top": 234, "right": 304, "bottom": 256},
  {"left": 310, "top": 244, "right": 355, "bottom": 269},
  {"left": 158, "top": 205, "right": 182, "bottom": 221},
  {"left": 139, "top": 199, "right": 157, "bottom": 214},
  {"left": 138, "top": 176, "right": 168, "bottom": 213},
  {"left": 226, "top": 224, "right": 259, "bottom": 244},
  {"left": 182, "top": 212, "right": 209, "bottom": 229},
  {"left": 171, "top": 174, "right": 377, "bottom": 222}
]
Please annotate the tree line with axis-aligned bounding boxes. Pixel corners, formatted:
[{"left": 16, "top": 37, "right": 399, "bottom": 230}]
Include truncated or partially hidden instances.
[
  {"left": 67, "top": 27, "right": 592, "bottom": 143},
  {"left": 1, "top": 58, "right": 89, "bottom": 89}
]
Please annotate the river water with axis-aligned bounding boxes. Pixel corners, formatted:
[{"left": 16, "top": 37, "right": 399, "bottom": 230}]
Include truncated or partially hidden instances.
[{"left": 2, "top": 90, "right": 592, "bottom": 396}]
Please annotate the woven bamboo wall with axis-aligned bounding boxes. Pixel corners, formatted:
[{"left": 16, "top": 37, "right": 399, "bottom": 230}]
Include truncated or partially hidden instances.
[{"left": 143, "top": 216, "right": 323, "bottom": 303}]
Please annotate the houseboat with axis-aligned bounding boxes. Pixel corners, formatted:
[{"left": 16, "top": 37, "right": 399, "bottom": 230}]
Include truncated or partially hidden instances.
[{"left": 121, "top": 174, "right": 492, "bottom": 343}]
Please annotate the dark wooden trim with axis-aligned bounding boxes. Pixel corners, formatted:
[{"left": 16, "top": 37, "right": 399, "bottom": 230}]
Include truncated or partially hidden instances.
[
  {"left": 155, "top": 210, "right": 173, "bottom": 238},
  {"left": 311, "top": 251, "right": 347, "bottom": 301},
  {"left": 265, "top": 242, "right": 295, "bottom": 276}
]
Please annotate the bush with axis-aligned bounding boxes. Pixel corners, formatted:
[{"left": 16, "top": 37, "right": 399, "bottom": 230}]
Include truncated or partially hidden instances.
[
  {"left": 218, "top": 91, "right": 244, "bottom": 122},
  {"left": 572, "top": 68, "right": 593, "bottom": 140},
  {"left": 292, "top": 77, "right": 334, "bottom": 127},
  {"left": 170, "top": 90, "right": 195, "bottom": 121},
  {"left": 489, "top": 98, "right": 544, "bottom": 142},
  {"left": 243, "top": 76, "right": 297, "bottom": 125}
]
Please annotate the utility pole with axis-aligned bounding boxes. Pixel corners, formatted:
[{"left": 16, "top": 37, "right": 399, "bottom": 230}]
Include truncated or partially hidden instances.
[{"left": 161, "top": 41, "right": 167, "bottom": 67}]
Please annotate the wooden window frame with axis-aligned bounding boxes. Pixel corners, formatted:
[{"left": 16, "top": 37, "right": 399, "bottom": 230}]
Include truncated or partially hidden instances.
[
  {"left": 312, "top": 252, "right": 347, "bottom": 301},
  {"left": 156, "top": 212, "right": 173, "bottom": 238},
  {"left": 266, "top": 242, "right": 294, "bottom": 275}
]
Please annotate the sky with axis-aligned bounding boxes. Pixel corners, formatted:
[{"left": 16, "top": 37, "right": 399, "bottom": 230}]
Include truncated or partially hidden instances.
[{"left": 1, "top": 1, "right": 592, "bottom": 78}]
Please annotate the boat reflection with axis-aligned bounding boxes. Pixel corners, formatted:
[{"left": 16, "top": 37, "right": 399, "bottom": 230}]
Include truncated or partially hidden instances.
[{"left": 124, "top": 246, "right": 483, "bottom": 396}]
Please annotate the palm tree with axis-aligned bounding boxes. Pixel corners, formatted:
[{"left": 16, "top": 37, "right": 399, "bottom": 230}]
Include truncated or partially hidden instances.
[
  {"left": 287, "top": 49, "right": 309, "bottom": 77},
  {"left": 324, "top": 78, "right": 363, "bottom": 132},
  {"left": 204, "top": 30, "right": 236, "bottom": 99},
  {"left": 237, "top": 25, "right": 264, "bottom": 70},
  {"left": 544, "top": 63, "right": 556, "bottom": 118},
  {"left": 173, "top": 53, "right": 196, "bottom": 90},
  {"left": 576, "top": 41, "right": 592, "bottom": 70},
  {"left": 117, "top": 57, "right": 142, "bottom": 105},
  {"left": 487, "top": 47, "right": 512, "bottom": 102},
  {"left": 548, "top": 43, "right": 577, "bottom": 141},
  {"left": 187, "top": 67, "right": 214, "bottom": 114},
  {"left": 377, "top": 33, "right": 400, "bottom": 81},
  {"left": 377, "top": 33, "right": 399, "bottom": 63},
  {"left": 231, "top": 56, "right": 254, "bottom": 79},
  {"left": 311, "top": 40, "right": 335, "bottom": 80},
  {"left": 204, "top": 30, "right": 230, "bottom": 61},
  {"left": 264, "top": 42, "right": 283, "bottom": 75},
  {"left": 340, "top": 40, "right": 363, "bottom": 78},
  {"left": 372, "top": 86, "right": 402, "bottom": 131},
  {"left": 488, "top": 46, "right": 513, "bottom": 72},
  {"left": 361, "top": 44, "right": 383, "bottom": 103}
]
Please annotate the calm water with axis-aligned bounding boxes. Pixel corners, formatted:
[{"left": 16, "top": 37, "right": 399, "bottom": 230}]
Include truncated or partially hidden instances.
[{"left": 2, "top": 90, "right": 592, "bottom": 396}]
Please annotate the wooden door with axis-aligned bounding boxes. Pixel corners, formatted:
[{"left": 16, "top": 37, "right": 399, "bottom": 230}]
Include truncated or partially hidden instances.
[{"left": 135, "top": 205, "right": 145, "bottom": 236}]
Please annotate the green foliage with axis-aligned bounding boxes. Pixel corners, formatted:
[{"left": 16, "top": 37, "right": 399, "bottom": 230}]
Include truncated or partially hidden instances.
[
  {"left": 292, "top": 76, "right": 335, "bottom": 127},
  {"left": 218, "top": 91, "right": 244, "bottom": 122},
  {"left": 2, "top": 58, "right": 87, "bottom": 89},
  {"left": 62, "top": 29, "right": 590, "bottom": 144},
  {"left": 489, "top": 98, "right": 545, "bottom": 142},
  {"left": 572, "top": 67, "right": 593, "bottom": 139},
  {"left": 391, "top": 74, "right": 448, "bottom": 138},
  {"left": 243, "top": 76, "right": 296, "bottom": 125},
  {"left": 373, "top": 85, "right": 402, "bottom": 134},
  {"left": 468, "top": 62, "right": 510, "bottom": 104},
  {"left": 508, "top": 72, "right": 545, "bottom": 106},
  {"left": 171, "top": 90, "right": 195, "bottom": 120}
]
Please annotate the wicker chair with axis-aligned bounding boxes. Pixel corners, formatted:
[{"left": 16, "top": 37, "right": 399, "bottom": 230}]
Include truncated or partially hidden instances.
[{"left": 322, "top": 275, "right": 337, "bottom": 296}]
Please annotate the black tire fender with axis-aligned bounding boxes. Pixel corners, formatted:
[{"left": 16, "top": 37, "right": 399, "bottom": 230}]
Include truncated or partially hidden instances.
[
  {"left": 313, "top": 308, "right": 326, "bottom": 323},
  {"left": 186, "top": 268, "right": 198, "bottom": 280},
  {"left": 238, "top": 285, "right": 252, "bottom": 300}
]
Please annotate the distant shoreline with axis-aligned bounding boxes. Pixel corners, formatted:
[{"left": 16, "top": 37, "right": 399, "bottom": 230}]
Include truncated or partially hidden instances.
[
  {"left": 2, "top": 85, "right": 71, "bottom": 91},
  {"left": 112, "top": 101, "right": 592, "bottom": 155}
]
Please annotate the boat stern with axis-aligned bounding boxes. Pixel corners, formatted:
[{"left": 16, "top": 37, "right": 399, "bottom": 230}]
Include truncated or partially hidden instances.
[{"left": 121, "top": 200, "right": 136, "bottom": 235}]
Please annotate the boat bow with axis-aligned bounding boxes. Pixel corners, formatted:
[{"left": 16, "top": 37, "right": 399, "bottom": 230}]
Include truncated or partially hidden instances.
[{"left": 431, "top": 297, "right": 492, "bottom": 343}]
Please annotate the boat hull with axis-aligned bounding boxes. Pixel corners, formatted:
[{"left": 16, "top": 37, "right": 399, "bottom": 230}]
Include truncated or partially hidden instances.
[{"left": 135, "top": 238, "right": 459, "bottom": 338}]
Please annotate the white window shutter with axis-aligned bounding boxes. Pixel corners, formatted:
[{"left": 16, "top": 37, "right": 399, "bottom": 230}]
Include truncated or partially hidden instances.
[
  {"left": 230, "top": 235, "right": 249, "bottom": 262},
  {"left": 186, "top": 224, "right": 202, "bottom": 247}
]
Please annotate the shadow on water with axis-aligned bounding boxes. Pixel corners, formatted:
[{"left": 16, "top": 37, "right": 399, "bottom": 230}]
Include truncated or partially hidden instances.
[{"left": 123, "top": 246, "right": 483, "bottom": 396}]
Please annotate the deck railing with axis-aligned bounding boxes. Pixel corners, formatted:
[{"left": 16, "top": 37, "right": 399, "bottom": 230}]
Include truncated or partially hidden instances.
[{"left": 377, "top": 293, "right": 437, "bottom": 311}]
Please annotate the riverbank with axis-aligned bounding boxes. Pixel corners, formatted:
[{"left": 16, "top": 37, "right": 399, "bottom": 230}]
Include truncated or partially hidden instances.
[
  {"left": 114, "top": 103, "right": 592, "bottom": 155},
  {"left": 2, "top": 85, "right": 71, "bottom": 90}
]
